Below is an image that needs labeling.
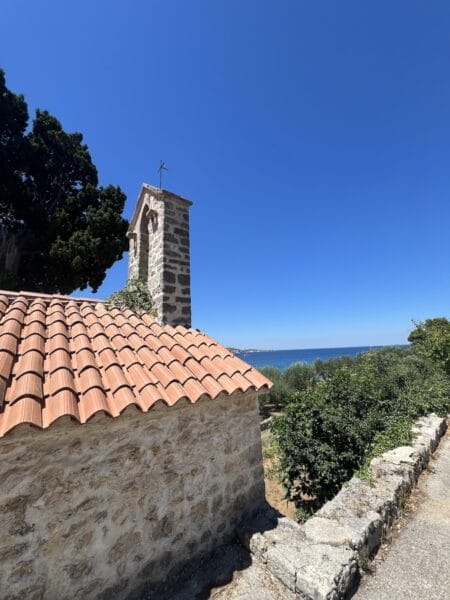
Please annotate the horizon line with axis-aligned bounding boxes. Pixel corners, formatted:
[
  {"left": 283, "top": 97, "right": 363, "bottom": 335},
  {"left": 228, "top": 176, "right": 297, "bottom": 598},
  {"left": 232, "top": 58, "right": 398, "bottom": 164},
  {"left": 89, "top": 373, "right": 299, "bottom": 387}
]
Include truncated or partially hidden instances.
[{"left": 234, "top": 342, "right": 410, "bottom": 353}]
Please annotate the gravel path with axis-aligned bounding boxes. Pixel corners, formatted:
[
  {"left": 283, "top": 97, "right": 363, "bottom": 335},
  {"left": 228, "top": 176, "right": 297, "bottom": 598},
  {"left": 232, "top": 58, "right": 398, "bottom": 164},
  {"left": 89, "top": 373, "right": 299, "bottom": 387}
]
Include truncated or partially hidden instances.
[{"left": 354, "top": 428, "right": 450, "bottom": 600}]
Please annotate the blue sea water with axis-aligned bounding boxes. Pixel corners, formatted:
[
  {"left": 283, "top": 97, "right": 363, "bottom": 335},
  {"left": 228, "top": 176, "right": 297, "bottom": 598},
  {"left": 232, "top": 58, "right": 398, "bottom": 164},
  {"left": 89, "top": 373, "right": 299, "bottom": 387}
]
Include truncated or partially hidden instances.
[{"left": 236, "top": 346, "right": 384, "bottom": 371}]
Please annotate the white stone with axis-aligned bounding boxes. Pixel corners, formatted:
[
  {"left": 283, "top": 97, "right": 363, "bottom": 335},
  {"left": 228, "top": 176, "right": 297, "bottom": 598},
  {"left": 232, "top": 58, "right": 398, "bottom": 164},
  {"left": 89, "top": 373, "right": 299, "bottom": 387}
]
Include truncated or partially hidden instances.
[{"left": 303, "top": 516, "right": 353, "bottom": 547}]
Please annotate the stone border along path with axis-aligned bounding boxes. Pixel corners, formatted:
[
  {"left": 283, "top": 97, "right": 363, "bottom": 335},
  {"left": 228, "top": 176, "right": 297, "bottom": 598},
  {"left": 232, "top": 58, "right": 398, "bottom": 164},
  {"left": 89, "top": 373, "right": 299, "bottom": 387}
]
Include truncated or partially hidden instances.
[
  {"left": 353, "top": 424, "right": 450, "bottom": 599},
  {"left": 237, "top": 414, "right": 447, "bottom": 599}
]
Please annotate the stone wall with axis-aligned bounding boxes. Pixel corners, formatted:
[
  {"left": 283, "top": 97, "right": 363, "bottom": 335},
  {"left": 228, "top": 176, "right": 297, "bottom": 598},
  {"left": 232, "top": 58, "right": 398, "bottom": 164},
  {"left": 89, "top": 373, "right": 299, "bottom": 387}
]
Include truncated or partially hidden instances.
[
  {"left": 0, "top": 392, "right": 265, "bottom": 599},
  {"left": 127, "top": 186, "right": 192, "bottom": 328},
  {"left": 239, "top": 414, "right": 448, "bottom": 600}
]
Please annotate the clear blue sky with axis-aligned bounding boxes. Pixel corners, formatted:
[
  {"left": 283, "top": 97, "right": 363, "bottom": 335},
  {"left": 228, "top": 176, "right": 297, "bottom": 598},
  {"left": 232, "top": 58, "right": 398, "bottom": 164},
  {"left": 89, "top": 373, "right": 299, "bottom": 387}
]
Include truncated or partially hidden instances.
[{"left": 1, "top": 1, "right": 449, "bottom": 349}]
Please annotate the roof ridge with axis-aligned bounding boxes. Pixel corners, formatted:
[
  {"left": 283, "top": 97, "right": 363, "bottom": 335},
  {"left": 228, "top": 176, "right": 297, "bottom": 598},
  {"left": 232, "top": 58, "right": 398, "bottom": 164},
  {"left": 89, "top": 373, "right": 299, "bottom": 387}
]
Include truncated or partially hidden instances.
[{"left": 0, "top": 290, "right": 105, "bottom": 304}]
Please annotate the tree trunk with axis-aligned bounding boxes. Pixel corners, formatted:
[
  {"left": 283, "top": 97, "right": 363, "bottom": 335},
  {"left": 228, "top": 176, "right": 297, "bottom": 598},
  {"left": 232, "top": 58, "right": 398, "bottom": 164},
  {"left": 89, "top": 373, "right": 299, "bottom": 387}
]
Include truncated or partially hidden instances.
[{"left": 0, "top": 226, "right": 22, "bottom": 275}]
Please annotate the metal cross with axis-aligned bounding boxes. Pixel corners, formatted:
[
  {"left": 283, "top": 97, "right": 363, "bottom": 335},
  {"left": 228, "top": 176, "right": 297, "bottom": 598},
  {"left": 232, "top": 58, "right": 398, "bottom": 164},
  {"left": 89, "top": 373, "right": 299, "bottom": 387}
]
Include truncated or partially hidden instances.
[{"left": 157, "top": 160, "right": 168, "bottom": 189}]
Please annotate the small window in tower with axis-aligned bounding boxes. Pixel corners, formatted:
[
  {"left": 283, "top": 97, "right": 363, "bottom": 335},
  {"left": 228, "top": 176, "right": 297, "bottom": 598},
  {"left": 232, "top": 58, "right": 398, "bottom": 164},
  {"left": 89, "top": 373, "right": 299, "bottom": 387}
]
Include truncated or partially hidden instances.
[
  {"left": 149, "top": 210, "right": 158, "bottom": 233},
  {"left": 138, "top": 208, "right": 150, "bottom": 281}
]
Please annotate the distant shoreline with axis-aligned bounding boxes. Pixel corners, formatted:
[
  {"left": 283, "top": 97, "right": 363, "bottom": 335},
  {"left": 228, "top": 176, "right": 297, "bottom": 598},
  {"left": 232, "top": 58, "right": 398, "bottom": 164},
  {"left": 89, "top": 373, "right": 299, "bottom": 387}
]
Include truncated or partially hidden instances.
[
  {"left": 233, "top": 345, "right": 409, "bottom": 371},
  {"left": 227, "top": 347, "right": 265, "bottom": 354},
  {"left": 229, "top": 344, "right": 407, "bottom": 354}
]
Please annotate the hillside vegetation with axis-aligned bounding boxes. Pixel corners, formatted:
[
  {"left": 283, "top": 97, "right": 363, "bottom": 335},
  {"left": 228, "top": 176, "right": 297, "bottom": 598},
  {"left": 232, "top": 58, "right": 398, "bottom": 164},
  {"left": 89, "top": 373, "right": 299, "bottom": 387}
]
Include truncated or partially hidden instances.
[{"left": 261, "top": 319, "right": 450, "bottom": 518}]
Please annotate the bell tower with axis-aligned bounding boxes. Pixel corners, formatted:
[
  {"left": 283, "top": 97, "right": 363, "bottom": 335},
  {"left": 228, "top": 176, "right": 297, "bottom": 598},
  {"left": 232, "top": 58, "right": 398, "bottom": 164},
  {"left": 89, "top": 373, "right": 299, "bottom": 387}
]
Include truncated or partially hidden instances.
[{"left": 127, "top": 184, "right": 192, "bottom": 328}]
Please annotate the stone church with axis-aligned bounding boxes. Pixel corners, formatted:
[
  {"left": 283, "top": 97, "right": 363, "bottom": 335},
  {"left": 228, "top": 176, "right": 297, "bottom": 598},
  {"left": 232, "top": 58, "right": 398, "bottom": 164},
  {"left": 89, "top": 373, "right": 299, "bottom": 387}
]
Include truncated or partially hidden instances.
[{"left": 0, "top": 182, "right": 271, "bottom": 598}]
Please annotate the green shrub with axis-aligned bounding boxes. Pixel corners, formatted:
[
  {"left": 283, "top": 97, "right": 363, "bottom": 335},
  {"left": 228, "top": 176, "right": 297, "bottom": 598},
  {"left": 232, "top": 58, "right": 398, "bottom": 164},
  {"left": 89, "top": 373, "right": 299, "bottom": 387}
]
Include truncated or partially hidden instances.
[
  {"left": 272, "top": 386, "right": 368, "bottom": 513},
  {"left": 259, "top": 366, "right": 283, "bottom": 383},
  {"left": 408, "top": 318, "right": 450, "bottom": 376},
  {"left": 357, "top": 416, "right": 414, "bottom": 481},
  {"left": 283, "top": 362, "right": 316, "bottom": 392},
  {"left": 269, "top": 341, "right": 450, "bottom": 513},
  {"left": 313, "top": 355, "right": 354, "bottom": 379},
  {"left": 108, "top": 278, "right": 157, "bottom": 315},
  {"left": 259, "top": 366, "right": 295, "bottom": 409}
]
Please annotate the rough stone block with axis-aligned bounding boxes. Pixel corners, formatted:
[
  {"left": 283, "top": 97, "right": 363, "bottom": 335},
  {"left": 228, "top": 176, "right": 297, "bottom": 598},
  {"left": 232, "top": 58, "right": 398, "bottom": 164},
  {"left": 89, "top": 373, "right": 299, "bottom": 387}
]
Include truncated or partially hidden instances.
[
  {"left": 378, "top": 446, "right": 423, "bottom": 482},
  {"left": 239, "top": 505, "right": 358, "bottom": 599},
  {"left": 266, "top": 544, "right": 298, "bottom": 592},
  {"left": 178, "top": 274, "right": 190, "bottom": 285},
  {"left": 315, "top": 501, "right": 383, "bottom": 556},
  {"left": 295, "top": 543, "right": 358, "bottom": 600},
  {"left": 412, "top": 415, "right": 447, "bottom": 452},
  {"left": 303, "top": 516, "right": 353, "bottom": 547},
  {"left": 370, "top": 454, "right": 415, "bottom": 490}
]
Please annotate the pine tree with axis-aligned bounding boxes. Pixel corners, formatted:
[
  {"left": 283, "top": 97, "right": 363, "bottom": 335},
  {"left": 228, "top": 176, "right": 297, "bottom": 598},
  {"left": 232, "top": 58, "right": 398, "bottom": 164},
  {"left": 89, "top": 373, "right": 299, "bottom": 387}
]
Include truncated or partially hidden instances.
[{"left": 0, "top": 69, "right": 128, "bottom": 293}]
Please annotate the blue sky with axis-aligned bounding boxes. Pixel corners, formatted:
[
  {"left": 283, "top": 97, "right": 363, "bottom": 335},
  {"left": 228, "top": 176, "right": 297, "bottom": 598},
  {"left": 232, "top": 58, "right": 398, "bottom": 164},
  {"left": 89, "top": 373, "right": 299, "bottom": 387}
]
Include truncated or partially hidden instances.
[{"left": 1, "top": 0, "right": 449, "bottom": 349}]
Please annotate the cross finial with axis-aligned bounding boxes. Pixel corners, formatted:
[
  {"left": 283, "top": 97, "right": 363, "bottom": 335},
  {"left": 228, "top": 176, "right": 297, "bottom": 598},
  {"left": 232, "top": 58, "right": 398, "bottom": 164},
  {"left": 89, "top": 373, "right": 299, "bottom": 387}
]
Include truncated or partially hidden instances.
[{"left": 157, "top": 160, "right": 168, "bottom": 189}]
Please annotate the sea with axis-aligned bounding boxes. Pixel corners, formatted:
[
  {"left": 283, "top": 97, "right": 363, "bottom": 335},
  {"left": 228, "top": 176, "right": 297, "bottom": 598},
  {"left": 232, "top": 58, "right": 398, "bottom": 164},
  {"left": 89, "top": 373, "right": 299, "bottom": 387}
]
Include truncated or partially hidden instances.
[{"left": 236, "top": 346, "right": 384, "bottom": 372}]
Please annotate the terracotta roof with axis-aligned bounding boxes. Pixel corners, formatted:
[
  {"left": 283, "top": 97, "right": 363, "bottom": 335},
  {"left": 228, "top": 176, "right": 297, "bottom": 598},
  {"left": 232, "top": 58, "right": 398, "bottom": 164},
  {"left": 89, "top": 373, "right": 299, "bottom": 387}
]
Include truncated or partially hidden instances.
[{"left": 0, "top": 290, "right": 271, "bottom": 437}]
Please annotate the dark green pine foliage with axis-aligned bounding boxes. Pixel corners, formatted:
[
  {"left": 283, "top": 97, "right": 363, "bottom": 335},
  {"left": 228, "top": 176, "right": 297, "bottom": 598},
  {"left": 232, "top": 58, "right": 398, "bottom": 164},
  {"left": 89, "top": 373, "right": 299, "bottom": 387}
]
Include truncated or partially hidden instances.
[{"left": 0, "top": 69, "right": 128, "bottom": 293}]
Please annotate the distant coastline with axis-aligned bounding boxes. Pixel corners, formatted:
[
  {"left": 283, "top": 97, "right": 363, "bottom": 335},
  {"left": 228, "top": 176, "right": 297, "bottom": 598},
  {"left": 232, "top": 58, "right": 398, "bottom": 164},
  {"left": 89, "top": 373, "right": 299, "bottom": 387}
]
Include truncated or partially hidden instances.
[
  {"left": 235, "top": 345, "right": 408, "bottom": 371},
  {"left": 227, "top": 347, "right": 264, "bottom": 354}
]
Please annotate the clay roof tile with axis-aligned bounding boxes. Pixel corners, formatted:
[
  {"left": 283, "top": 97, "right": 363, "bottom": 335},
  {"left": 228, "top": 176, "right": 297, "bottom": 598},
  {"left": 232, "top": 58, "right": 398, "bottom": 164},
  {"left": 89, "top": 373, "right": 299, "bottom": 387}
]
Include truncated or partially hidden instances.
[
  {"left": 150, "top": 362, "right": 178, "bottom": 388},
  {"left": 0, "top": 318, "right": 22, "bottom": 340},
  {"left": 0, "top": 333, "right": 19, "bottom": 355},
  {"left": 230, "top": 372, "right": 254, "bottom": 392},
  {"left": 170, "top": 344, "right": 192, "bottom": 365},
  {"left": 127, "top": 362, "right": 158, "bottom": 393},
  {"left": 200, "top": 375, "right": 224, "bottom": 399},
  {"left": 217, "top": 373, "right": 239, "bottom": 395},
  {"left": 109, "top": 387, "right": 140, "bottom": 414},
  {"left": 9, "top": 371, "right": 43, "bottom": 403},
  {"left": 97, "top": 347, "right": 121, "bottom": 370},
  {"left": 22, "top": 321, "right": 46, "bottom": 339},
  {"left": 43, "top": 390, "right": 80, "bottom": 427},
  {"left": 0, "top": 352, "right": 15, "bottom": 381},
  {"left": 135, "top": 346, "right": 162, "bottom": 369},
  {"left": 160, "top": 333, "right": 177, "bottom": 350},
  {"left": 181, "top": 378, "right": 208, "bottom": 403},
  {"left": 160, "top": 380, "right": 188, "bottom": 406},
  {"left": 77, "top": 366, "right": 104, "bottom": 395},
  {"left": 45, "top": 349, "right": 72, "bottom": 373},
  {"left": 79, "top": 387, "right": 110, "bottom": 422},
  {"left": 103, "top": 363, "right": 133, "bottom": 394},
  {"left": 47, "top": 333, "right": 70, "bottom": 355},
  {"left": 0, "top": 396, "right": 43, "bottom": 435},
  {"left": 45, "top": 367, "right": 75, "bottom": 397}
]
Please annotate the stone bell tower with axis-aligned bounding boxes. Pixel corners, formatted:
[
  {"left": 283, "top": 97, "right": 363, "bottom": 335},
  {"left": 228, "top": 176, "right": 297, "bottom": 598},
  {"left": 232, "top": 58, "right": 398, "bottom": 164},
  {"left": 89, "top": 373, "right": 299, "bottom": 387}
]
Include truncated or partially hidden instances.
[{"left": 127, "top": 184, "right": 192, "bottom": 328}]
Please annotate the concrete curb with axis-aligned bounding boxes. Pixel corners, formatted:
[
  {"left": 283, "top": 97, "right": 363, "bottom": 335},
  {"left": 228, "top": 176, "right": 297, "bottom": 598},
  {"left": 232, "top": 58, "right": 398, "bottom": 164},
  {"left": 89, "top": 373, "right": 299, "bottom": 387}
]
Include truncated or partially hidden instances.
[{"left": 239, "top": 414, "right": 447, "bottom": 599}]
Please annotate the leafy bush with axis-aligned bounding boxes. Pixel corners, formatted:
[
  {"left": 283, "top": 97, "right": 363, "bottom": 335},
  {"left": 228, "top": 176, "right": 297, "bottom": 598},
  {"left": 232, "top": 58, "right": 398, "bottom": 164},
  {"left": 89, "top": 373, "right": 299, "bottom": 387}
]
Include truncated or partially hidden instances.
[
  {"left": 259, "top": 362, "right": 317, "bottom": 412},
  {"left": 259, "top": 366, "right": 284, "bottom": 388},
  {"left": 313, "top": 355, "right": 354, "bottom": 380},
  {"left": 283, "top": 363, "right": 316, "bottom": 393},
  {"left": 408, "top": 318, "right": 450, "bottom": 376},
  {"left": 108, "top": 278, "right": 157, "bottom": 316},
  {"left": 356, "top": 416, "right": 413, "bottom": 481},
  {"left": 269, "top": 341, "right": 450, "bottom": 515},
  {"left": 272, "top": 387, "right": 368, "bottom": 512},
  {"left": 259, "top": 366, "right": 296, "bottom": 411}
]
